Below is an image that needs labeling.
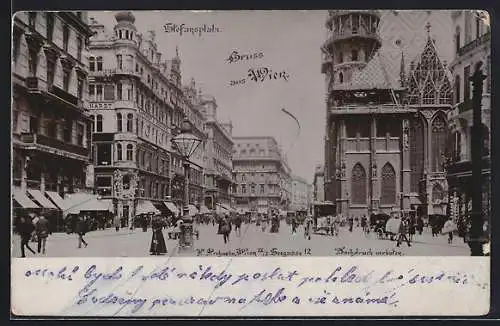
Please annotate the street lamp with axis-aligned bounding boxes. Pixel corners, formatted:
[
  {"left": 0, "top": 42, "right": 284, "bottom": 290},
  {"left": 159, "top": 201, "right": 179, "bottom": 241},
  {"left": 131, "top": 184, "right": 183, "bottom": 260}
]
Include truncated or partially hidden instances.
[{"left": 171, "top": 119, "right": 201, "bottom": 250}]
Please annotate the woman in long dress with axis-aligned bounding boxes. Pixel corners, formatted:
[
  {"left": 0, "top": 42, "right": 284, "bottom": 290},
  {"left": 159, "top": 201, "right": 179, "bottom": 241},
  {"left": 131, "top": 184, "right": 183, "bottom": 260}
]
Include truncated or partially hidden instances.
[{"left": 150, "top": 215, "right": 167, "bottom": 255}]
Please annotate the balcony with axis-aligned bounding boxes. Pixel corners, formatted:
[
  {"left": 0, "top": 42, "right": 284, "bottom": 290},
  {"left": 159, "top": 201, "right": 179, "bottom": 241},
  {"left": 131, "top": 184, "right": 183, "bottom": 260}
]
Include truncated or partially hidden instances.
[
  {"left": 457, "top": 31, "right": 491, "bottom": 57},
  {"left": 345, "top": 138, "right": 370, "bottom": 152},
  {"left": 324, "top": 30, "right": 381, "bottom": 49},
  {"left": 21, "top": 133, "right": 89, "bottom": 158},
  {"left": 375, "top": 137, "right": 400, "bottom": 152}
]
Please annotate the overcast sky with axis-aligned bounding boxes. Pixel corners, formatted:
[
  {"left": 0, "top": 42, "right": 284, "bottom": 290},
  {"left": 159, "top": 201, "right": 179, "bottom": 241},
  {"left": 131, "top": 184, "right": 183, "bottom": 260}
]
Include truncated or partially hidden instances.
[{"left": 89, "top": 10, "right": 453, "bottom": 183}]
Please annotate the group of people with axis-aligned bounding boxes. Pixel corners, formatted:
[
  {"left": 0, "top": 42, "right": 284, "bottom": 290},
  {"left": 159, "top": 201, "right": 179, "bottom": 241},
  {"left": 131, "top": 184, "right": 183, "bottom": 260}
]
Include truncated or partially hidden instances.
[{"left": 16, "top": 213, "right": 50, "bottom": 257}]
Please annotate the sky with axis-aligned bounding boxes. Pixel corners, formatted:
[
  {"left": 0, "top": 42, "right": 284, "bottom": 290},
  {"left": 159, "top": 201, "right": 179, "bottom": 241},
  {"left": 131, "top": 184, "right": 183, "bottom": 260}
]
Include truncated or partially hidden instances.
[{"left": 89, "top": 10, "right": 454, "bottom": 183}]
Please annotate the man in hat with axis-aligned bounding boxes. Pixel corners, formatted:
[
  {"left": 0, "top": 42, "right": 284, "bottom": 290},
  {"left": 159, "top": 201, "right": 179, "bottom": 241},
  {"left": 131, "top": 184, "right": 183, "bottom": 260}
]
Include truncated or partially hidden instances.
[{"left": 35, "top": 215, "right": 50, "bottom": 254}]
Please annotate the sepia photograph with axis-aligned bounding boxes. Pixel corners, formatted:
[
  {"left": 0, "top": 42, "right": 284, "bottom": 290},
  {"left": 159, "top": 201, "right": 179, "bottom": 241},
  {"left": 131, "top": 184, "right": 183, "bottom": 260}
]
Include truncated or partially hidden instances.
[{"left": 11, "top": 9, "right": 491, "bottom": 258}]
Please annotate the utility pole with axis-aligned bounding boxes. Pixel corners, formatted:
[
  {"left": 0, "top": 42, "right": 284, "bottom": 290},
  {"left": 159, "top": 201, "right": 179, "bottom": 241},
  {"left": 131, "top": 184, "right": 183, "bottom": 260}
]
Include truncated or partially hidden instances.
[{"left": 469, "top": 61, "right": 486, "bottom": 256}]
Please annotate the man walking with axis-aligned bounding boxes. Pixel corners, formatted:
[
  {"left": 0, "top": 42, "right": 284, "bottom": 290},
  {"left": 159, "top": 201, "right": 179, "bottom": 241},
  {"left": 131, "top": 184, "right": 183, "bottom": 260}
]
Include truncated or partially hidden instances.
[
  {"left": 35, "top": 215, "right": 50, "bottom": 254},
  {"left": 396, "top": 217, "right": 412, "bottom": 247},
  {"left": 18, "top": 215, "right": 36, "bottom": 257},
  {"left": 75, "top": 215, "right": 89, "bottom": 248}
]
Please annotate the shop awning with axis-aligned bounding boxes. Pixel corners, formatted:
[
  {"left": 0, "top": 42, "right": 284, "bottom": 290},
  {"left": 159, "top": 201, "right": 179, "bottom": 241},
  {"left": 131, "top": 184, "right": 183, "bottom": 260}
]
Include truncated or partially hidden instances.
[
  {"left": 187, "top": 204, "right": 199, "bottom": 216},
  {"left": 12, "top": 188, "right": 39, "bottom": 209},
  {"left": 199, "top": 205, "right": 210, "bottom": 214},
  {"left": 135, "top": 200, "right": 160, "bottom": 215},
  {"left": 63, "top": 193, "right": 111, "bottom": 217},
  {"left": 410, "top": 197, "right": 422, "bottom": 205},
  {"left": 164, "top": 202, "right": 179, "bottom": 215},
  {"left": 27, "top": 189, "right": 58, "bottom": 209},
  {"left": 46, "top": 191, "right": 66, "bottom": 210}
]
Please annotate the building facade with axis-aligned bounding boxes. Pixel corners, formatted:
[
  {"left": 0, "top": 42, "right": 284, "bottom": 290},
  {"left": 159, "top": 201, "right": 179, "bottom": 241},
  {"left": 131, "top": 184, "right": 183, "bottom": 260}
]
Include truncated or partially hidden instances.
[
  {"left": 198, "top": 94, "right": 234, "bottom": 210},
  {"left": 232, "top": 137, "right": 291, "bottom": 213},
  {"left": 87, "top": 12, "right": 205, "bottom": 226},
  {"left": 322, "top": 10, "right": 452, "bottom": 218},
  {"left": 446, "top": 10, "right": 491, "bottom": 222},
  {"left": 290, "top": 175, "right": 310, "bottom": 211},
  {"left": 12, "top": 12, "right": 94, "bottom": 204},
  {"left": 312, "top": 164, "right": 325, "bottom": 202}
]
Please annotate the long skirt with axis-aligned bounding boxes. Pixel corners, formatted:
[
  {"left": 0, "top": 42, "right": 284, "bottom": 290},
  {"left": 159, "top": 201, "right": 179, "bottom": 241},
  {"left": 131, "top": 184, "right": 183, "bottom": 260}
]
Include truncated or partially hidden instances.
[{"left": 150, "top": 229, "right": 167, "bottom": 255}]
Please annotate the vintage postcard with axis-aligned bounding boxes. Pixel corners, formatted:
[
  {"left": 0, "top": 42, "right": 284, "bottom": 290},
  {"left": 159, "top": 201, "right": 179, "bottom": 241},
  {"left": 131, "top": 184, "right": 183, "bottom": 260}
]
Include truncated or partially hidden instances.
[{"left": 11, "top": 10, "right": 491, "bottom": 316}]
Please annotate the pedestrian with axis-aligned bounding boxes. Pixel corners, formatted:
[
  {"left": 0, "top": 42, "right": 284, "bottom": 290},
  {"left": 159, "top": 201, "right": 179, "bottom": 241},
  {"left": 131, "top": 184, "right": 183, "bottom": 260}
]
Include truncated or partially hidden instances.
[
  {"left": 443, "top": 218, "right": 456, "bottom": 244},
  {"left": 303, "top": 215, "right": 314, "bottom": 240},
  {"left": 219, "top": 214, "right": 231, "bottom": 244},
  {"left": 396, "top": 217, "right": 412, "bottom": 247},
  {"left": 291, "top": 215, "right": 298, "bottom": 235},
  {"left": 348, "top": 216, "right": 354, "bottom": 232},
  {"left": 18, "top": 215, "right": 36, "bottom": 257},
  {"left": 114, "top": 214, "right": 120, "bottom": 232},
  {"left": 150, "top": 215, "right": 167, "bottom": 255},
  {"left": 408, "top": 217, "right": 416, "bottom": 242},
  {"left": 35, "top": 215, "right": 50, "bottom": 254},
  {"left": 416, "top": 216, "right": 424, "bottom": 235},
  {"left": 234, "top": 213, "right": 242, "bottom": 237},
  {"left": 75, "top": 215, "right": 88, "bottom": 248}
]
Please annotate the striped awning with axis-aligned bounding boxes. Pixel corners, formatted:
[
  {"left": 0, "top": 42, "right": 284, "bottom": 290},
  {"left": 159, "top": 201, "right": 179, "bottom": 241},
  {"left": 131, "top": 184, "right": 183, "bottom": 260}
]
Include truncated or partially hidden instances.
[
  {"left": 63, "top": 193, "right": 111, "bottom": 217},
  {"left": 135, "top": 200, "right": 160, "bottom": 215},
  {"left": 27, "top": 189, "right": 58, "bottom": 209},
  {"left": 164, "top": 202, "right": 179, "bottom": 215},
  {"left": 12, "top": 188, "right": 39, "bottom": 209},
  {"left": 46, "top": 191, "right": 66, "bottom": 210}
]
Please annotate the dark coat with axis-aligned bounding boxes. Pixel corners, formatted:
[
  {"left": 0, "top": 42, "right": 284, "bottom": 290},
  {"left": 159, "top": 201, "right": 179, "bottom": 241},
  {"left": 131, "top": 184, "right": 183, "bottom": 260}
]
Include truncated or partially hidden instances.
[
  {"left": 18, "top": 219, "right": 35, "bottom": 238},
  {"left": 35, "top": 218, "right": 50, "bottom": 238},
  {"left": 75, "top": 219, "right": 88, "bottom": 235}
]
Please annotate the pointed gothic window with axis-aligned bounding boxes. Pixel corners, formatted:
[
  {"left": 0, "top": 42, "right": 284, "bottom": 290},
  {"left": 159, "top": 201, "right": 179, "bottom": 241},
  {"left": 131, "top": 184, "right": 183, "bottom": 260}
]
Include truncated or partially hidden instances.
[
  {"left": 410, "top": 116, "right": 425, "bottom": 192},
  {"left": 439, "top": 79, "right": 452, "bottom": 104},
  {"left": 380, "top": 163, "right": 396, "bottom": 205},
  {"left": 431, "top": 114, "right": 447, "bottom": 172},
  {"left": 339, "top": 72, "right": 344, "bottom": 83},
  {"left": 351, "top": 163, "right": 366, "bottom": 204},
  {"left": 422, "top": 78, "right": 436, "bottom": 105}
]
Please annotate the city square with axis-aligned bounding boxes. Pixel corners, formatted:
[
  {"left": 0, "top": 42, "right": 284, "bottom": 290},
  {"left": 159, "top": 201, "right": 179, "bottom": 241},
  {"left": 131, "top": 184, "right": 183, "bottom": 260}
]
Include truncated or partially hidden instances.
[{"left": 12, "top": 10, "right": 490, "bottom": 257}]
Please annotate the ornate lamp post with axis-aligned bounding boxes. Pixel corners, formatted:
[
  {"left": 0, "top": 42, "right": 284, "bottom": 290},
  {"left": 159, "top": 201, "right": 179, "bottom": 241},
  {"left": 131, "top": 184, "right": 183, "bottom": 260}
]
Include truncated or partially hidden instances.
[{"left": 171, "top": 119, "right": 201, "bottom": 250}]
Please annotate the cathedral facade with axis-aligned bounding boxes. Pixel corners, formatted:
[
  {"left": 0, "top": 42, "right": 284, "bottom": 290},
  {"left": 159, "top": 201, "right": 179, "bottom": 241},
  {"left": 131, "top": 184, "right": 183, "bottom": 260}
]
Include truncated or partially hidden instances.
[{"left": 322, "top": 10, "right": 452, "bottom": 218}]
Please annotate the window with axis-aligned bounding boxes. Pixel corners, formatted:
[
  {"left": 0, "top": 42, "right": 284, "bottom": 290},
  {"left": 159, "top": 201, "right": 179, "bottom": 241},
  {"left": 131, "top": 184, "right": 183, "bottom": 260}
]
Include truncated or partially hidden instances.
[
  {"left": 77, "top": 78, "right": 83, "bottom": 99},
  {"left": 464, "top": 65, "right": 470, "bottom": 102},
  {"left": 116, "top": 54, "right": 122, "bottom": 69},
  {"left": 125, "top": 30, "right": 129, "bottom": 39},
  {"left": 251, "top": 184, "right": 256, "bottom": 194},
  {"left": 96, "top": 143, "right": 111, "bottom": 165},
  {"left": 242, "top": 184, "right": 247, "bottom": 194},
  {"left": 260, "top": 184, "right": 265, "bottom": 194},
  {"left": 96, "top": 85, "right": 103, "bottom": 101},
  {"left": 432, "top": 184, "right": 444, "bottom": 202},
  {"left": 13, "top": 30, "right": 21, "bottom": 64},
  {"left": 476, "top": 16, "right": 481, "bottom": 39},
  {"left": 96, "top": 176, "right": 112, "bottom": 196},
  {"left": 77, "top": 123, "right": 84, "bottom": 146},
  {"left": 46, "top": 59, "right": 55, "bottom": 87},
  {"left": 63, "top": 25, "right": 69, "bottom": 52},
  {"left": 88, "top": 84, "right": 95, "bottom": 100},
  {"left": 431, "top": 115, "right": 447, "bottom": 172},
  {"left": 28, "top": 12, "right": 36, "bottom": 27},
  {"left": 127, "top": 114, "right": 133, "bottom": 132},
  {"left": 117, "top": 83, "right": 122, "bottom": 100},
  {"left": 63, "top": 119, "right": 72, "bottom": 142},
  {"left": 116, "top": 113, "right": 122, "bottom": 132},
  {"left": 351, "top": 163, "right": 366, "bottom": 204},
  {"left": 410, "top": 116, "right": 425, "bottom": 192},
  {"left": 454, "top": 75, "right": 461, "bottom": 104},
  {"left": 103, "top": 84, "right": 114, "bottom": 101},
  {"left": 47, "top": 119, "right": 57, "bottom": 138},
  {"left": 126, "top": 144, "right": 133, "bottom": 161},
  {"left": 90, "top": 115, "right": 95, "bottom": 133},
  {"left": 96, "top": 56, "right": 103, "bottom": 71},
  {"left": 119, "top": 30, "right": 123, "bottom": 39},
  {"left": 62, "top": 69, "right": 70, "bottom": 91},
  {"left": 455, "top": 26, "right": 461, "bottom": 54},
  {"left": 96, "top": 114, "right": 103, "bottom": 132},
  {"left": 46, "top": 12, "right": 54, "bottom": 42},
  {"left": 339, "top": 72, "right": 344, "bottom": 83},
  {"left": 89, "top": 57, "right": 95, "bottom": 71},
  {"left": 72, "top": 35, "right": 81, "bottom": 61},
  {"left": 352, "top": 50, "right": 358, "bottom": 61},
  {"left": 116, "top": 143, "right": 123, "bottom": 160},
  {"left": 380, "top": 163, "right": 396, "bottom": 205},
  {"left": 338, "top": 51, "right": 343, "bottom": 63},
  {"left": 28, "top": 48, "right": 38, "bottom": 76},
  {"left": 482, "top": 124, "right": 490, "bottom": 156}
]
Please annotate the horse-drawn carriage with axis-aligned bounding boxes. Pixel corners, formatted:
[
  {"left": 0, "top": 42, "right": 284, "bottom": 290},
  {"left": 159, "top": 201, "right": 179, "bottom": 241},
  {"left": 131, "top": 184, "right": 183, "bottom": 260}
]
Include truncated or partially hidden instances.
[{"left": 370, "top": 213, "right": 397, "bottom": 240}]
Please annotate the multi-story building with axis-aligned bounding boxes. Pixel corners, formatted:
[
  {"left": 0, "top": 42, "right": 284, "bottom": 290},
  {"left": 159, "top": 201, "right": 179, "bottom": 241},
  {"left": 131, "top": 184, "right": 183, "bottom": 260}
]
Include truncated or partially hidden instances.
[
  {"left": 312, "top": 164, "right": 325, "bottom": 202},
  {"left": 232, "top": 137, "right": 291, "bottom": 214},
  {"left": 321, "top": 10, "right": 452, "bottom": 218},
  {"left": 290, "top": 175, "right": 310, "bottom": 211},
  {"left": 446, "top": 10, "right": 491, "bottom": 222},
  {"left": 87, "top": 12, "right": 205, "bottom": 226},
  {"left": 12, "top": 12, "right": 94, "bottom": 223},
  {"left": 198, "top": 94, "right": 234, "bottom": 211}
]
